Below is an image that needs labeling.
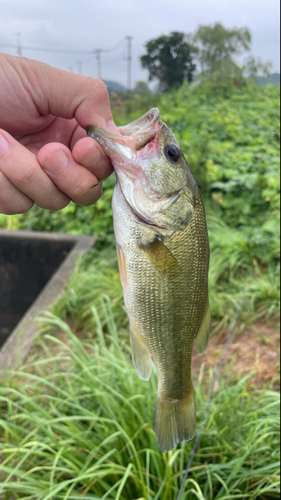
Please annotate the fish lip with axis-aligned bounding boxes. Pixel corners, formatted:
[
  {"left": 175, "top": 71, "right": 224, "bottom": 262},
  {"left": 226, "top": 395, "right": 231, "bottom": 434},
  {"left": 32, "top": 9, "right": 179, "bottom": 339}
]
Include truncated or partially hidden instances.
[
  {"left": 118, "top": 108, "right": 160, "bottom": 136},
  {"left": 87, "top": 108, "right": 163, "bottom": 152},
  {"left": 86, "top": 125, "right": 125, "bottom": 144}
]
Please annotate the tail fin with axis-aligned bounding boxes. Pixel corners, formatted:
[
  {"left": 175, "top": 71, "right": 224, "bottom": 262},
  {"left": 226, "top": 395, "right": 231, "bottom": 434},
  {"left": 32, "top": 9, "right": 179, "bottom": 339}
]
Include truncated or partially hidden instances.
[{"left": 154, "top": 384, "right": 196, "bottom": 453}]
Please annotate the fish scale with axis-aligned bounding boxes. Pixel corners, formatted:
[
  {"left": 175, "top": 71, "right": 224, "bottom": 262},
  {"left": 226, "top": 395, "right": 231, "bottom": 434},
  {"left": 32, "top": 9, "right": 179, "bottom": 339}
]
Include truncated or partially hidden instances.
[{"left": 87, "top": 108, "right": 210, "bottom": 453}]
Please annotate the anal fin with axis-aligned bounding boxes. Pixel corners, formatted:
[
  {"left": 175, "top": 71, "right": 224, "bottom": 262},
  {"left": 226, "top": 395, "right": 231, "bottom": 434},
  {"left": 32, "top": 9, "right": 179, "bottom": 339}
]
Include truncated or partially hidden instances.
[
  {"left": 130, "top": 330, "right": 152, "bottom": 381},
  {"left": 194, "top": 300, "right": 211, "bottom": 354}
]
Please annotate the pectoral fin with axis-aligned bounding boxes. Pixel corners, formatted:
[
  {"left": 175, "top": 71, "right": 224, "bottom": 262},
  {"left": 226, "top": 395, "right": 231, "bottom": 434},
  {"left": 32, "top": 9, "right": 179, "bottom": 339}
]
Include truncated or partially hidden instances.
[
  {"left": 139, "top": 237, "right": 179, "bottom": 278},
  {"left": 130, "top": 329, "right": 152, "bottom": 381},
  {"left": 194, "top": 300, "right": 211, "bottom": 354}
]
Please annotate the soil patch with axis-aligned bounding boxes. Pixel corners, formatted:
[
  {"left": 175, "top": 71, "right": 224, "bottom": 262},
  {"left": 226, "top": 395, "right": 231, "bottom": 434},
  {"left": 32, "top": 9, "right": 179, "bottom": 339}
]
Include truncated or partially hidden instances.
[
  {"left": 192, "top": 321, "right": 280, "bottom": 390},
  {"left": 28, "top": 319, "right": 280, "bottom": 390}
]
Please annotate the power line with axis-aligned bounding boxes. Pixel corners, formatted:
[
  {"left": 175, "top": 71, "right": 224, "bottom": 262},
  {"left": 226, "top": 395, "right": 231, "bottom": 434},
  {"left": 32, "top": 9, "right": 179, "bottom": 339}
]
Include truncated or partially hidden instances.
[
  {"left": 176, "top": 286, "right": 247, "bottom": 500},
  {"left": 102, "top": 38, "right": 126, "bottom": 54},
  {"left": 0, "top": 42, "right": 93, "bottom": 54},
  {"left": 0, "top": 38, "right": 126, "bottom": 56},
  {"left": 0, "top": 36, "right": 131, "bottom": 83}
]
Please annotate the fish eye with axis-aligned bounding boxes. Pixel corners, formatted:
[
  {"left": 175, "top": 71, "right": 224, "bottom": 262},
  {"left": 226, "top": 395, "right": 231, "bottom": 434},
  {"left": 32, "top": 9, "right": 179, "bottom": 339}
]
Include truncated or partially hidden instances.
[{"left": 164, "top": 144, "right": 181, "bottom": 163}]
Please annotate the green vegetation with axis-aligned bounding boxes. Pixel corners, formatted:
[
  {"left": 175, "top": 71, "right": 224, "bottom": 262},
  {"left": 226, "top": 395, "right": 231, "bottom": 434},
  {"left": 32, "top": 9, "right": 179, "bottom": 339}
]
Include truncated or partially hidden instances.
[
  {"left": 2, "top": 81, "right": 279, "bottom": 333},
  {"left": 193, "top": 23, "right": 251, "bottom": 73},
  {"left": 140, "top": 32, "right": 196, "bottom": 90},
  {"left": 139, "top": 23, "right": 273, "bottom": 91},
  {"left": 0, "top": 308, "right": 280, "bottom": 499},
  {"left": 0, "top": 79, "right": 279, "bottom": 499}
]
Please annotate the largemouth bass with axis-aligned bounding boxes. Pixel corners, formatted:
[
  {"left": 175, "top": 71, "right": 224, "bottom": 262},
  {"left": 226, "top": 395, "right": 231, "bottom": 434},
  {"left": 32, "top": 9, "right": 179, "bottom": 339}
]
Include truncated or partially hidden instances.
[{"left": 87, "top": 108, "right": 210, "bottom": 453}]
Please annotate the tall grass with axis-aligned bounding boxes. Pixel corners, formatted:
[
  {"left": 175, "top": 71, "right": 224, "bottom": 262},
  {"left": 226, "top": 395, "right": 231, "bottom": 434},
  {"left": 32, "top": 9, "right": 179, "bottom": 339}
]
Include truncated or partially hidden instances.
[{"left": 0, "top": 300, "right": 279, "bottom": 499}]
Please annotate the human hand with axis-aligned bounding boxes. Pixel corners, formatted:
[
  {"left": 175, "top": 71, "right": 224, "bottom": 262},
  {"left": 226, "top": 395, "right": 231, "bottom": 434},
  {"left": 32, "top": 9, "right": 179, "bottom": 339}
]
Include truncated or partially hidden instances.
[{"left": 0, "top": 53, "right": 118, "bottom": 215}]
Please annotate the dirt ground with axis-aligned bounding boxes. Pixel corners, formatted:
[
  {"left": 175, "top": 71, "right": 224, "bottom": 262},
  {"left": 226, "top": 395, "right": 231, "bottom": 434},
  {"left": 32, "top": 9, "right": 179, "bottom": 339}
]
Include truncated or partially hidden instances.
[
  {"left": 42, "top": 318, "right": 280, "bottom": 391},
  {"left": 192, "top": 320, "right": 280, "bottom": 390}
]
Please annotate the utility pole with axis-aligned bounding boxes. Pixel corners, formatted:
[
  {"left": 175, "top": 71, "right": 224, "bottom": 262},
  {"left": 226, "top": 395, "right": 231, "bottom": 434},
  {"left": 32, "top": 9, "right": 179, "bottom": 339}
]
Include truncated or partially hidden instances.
[
  {"left": 94, "top": 49, "right": 102, "bottom": 79},
  {"left": 77, "top": 61, "right": 82, "bottom": 74},
  {"left": 126, "top": 36, "right": 133, "bottom": 92},
  {"left": 16, "top": 33, "right": 22, "bottom": 56}
]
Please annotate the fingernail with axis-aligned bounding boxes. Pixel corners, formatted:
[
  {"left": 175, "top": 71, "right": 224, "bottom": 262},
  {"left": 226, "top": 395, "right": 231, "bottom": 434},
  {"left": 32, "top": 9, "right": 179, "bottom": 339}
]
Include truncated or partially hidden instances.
[
  {"left": 0, "top": 134, "right": 9, "bottom": 158},
  {"left": 42, "top": 150, "right": 69, "bottom": 175},
  {"left": 107, "top": 119, "right": 119, "bottom": 133}
]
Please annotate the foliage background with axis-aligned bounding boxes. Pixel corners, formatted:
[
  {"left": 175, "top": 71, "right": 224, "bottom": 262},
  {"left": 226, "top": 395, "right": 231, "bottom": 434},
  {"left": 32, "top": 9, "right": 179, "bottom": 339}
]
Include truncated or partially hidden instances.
[
  {"left": 1, "top": 80, "right": 279, "bottom": 332},
  {"left": 0, "top": 79, "right": 280, "bottom": 499}
]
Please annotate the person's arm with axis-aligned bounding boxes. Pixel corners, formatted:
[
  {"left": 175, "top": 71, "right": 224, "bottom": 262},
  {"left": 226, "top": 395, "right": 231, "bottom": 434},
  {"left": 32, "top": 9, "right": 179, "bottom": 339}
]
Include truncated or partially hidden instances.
[{"left": 0, "top": 53, "right": 117, "bottom": 215}]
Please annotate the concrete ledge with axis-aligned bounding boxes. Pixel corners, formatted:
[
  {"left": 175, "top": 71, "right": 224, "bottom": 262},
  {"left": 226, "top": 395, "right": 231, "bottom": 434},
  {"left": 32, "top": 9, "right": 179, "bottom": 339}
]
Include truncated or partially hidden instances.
[{"left": 0, "top": 230, "right": 96, "bottom": 374}]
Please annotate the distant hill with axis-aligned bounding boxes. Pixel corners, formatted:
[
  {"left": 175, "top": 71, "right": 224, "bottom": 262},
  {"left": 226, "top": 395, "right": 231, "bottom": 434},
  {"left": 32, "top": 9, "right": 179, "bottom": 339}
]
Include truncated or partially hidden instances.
[
  {"left": 102, "top": 80, "right": 127, "bottom": 93},
  {"left": 256, "top": 73, "right": 280, "bottom": 86}
]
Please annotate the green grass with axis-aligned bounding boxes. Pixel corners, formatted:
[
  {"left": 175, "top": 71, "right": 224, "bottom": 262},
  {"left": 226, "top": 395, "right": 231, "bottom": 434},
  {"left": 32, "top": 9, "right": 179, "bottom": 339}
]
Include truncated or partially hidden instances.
[{"left": 0, "top": 302, "right": 280, "bottom": 499}]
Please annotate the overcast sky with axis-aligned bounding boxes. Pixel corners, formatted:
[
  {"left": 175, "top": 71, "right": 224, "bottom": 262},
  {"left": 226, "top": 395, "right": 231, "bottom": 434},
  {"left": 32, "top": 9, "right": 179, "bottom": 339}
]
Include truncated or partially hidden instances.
[{"left": 0, "top": 0, "right": 280, "bottom": 89}]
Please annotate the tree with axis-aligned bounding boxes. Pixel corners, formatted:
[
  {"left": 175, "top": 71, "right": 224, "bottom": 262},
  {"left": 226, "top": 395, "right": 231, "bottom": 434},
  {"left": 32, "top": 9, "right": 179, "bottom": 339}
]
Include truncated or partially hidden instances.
[
  {"left": 194, "top": 23, "right": 251, "bottom": 73},
  {"left": 140, "top": 32, "right": 196, "bottom": 91},
  {"left": 200, "top": 60, "right": 246, "bottom": 96},
  {"left": 243, "top": 56, "right": 273, "bottom": 81},
  {"left": 133, "top": 81, "right": 150, "bottom": 94}
]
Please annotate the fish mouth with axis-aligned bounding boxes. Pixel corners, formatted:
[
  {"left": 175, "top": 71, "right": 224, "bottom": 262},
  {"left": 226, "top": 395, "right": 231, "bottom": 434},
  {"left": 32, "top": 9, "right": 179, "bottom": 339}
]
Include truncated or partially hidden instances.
[
  {"left": 119, "top": 108, "right": 161, "bottom": 138},
  {"left": 87, "top": 108, "right": 163, "bottom": 152}
]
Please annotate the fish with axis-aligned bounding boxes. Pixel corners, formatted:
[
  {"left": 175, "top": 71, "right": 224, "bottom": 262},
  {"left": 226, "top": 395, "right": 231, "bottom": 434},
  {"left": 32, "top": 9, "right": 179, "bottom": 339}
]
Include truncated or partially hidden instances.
[{"left": 87, "top": 108, "right": 210, "bottom": 453}]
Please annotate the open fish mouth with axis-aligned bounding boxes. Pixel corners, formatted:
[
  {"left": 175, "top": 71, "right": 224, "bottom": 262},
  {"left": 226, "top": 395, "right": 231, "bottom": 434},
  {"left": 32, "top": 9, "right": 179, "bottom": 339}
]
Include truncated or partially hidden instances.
[
  {"left": 87, "top": 108, "right": 163, "bottom": 152},
  {"left": 119, "top": 108, "right": 161, "bottom": 137}
]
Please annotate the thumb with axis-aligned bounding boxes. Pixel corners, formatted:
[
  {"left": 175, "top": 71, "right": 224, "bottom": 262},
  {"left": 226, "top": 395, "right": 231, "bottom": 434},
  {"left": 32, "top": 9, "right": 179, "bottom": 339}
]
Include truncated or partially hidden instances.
[{"left": 18, "top": 57, "right": 115, "bottom": 131}]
